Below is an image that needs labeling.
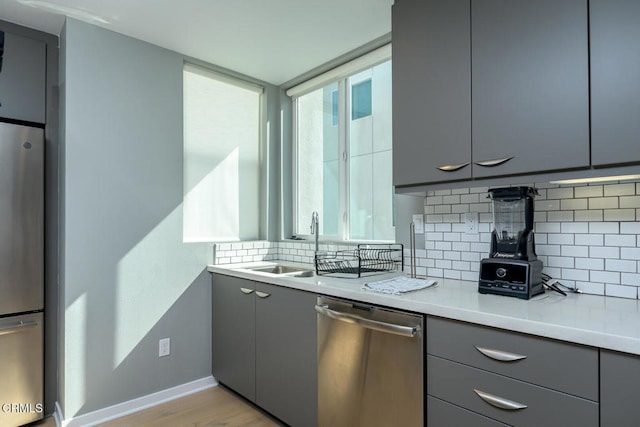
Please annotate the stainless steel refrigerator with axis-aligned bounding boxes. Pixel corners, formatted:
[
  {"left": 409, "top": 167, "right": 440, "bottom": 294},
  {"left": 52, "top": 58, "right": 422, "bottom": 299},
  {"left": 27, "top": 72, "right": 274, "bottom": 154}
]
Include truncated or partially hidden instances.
[{"left": 0, "top": 122, "right": 44, "bottom": 426}]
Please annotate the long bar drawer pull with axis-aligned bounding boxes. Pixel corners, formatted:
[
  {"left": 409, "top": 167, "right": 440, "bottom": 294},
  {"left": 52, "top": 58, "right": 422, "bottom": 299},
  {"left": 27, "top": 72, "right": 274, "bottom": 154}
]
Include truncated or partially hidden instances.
[
  {"left": 255, "top": 291, "right": 271, "bottom": 298},
  {"left": 240, "top": 288, "right": 254, "bottom": 294},
  {"left": 474, "top": 389, "right": 527, "bottom": 411},
  {"left": 474, "top": 346, "right": 527, "bottom": 362},
  {"left": 315, "top": 304, "right": 419, "bottom": 338},
  {"left": 437, "top": 162, "right": 470, "bottom": 172},
  {"left": 474, "top": 157, "right": 513, "bottom": 167},
  {"left": 0, "top": 320, "right": 38, "bottom": 336}
]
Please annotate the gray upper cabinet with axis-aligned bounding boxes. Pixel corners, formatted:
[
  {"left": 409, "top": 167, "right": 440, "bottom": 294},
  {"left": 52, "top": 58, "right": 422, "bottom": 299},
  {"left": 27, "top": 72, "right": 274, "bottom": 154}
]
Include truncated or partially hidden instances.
[
  {"left": 471, "top": 0, "right": 590, "bottom": 178},
  {"left": 392, "top": 0, "right": 471, "bottom": 186},
  {"left": 0, "top": 31, "right": 46, "bottom": 124},
  {"left": 590, "top": 0, "right": 640, "bottom": 167}
]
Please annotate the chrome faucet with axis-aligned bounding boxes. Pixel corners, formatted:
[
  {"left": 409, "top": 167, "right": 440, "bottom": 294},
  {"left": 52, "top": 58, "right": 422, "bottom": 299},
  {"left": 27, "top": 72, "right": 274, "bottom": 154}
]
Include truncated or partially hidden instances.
[{"left": 310, "top": 211, "right": 319, "bottom": 253}]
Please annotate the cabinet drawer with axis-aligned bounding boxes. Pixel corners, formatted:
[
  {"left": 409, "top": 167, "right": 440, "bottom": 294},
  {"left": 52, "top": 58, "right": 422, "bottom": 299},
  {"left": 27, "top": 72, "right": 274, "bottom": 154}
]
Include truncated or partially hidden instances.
[
  {"left": 427, "top": 316, "right": 598, "bottom": 400},
  {"left": 427, "top": 355, "right": 598, "bottom": 427},
  {"left": 428, "top": 395, "right": 508, "bottom": 427}
]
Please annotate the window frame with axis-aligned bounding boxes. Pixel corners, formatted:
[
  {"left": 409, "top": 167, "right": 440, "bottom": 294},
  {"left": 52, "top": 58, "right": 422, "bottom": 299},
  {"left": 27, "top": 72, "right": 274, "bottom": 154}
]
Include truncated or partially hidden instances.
[{"left": 288, "top": 45, "right": 392, "bottom": 243}]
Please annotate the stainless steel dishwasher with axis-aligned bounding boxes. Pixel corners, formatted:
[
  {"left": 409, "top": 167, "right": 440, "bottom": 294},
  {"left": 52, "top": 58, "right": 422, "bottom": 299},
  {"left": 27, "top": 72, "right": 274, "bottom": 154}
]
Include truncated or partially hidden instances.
[{"left": 316, "top": 296, "right": 424, "bottom": 427}]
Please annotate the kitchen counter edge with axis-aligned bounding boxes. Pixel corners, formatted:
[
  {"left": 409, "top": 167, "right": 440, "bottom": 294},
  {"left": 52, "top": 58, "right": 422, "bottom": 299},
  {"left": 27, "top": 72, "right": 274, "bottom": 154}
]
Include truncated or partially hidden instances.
[{"left": 207, "top": 262, "right": 640, "bottom": 356}]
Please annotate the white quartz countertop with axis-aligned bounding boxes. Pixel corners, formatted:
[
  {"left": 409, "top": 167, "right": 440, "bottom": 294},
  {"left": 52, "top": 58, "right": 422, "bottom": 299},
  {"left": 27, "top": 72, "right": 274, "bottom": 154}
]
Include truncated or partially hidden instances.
[{"left": 207, "top": 261, "right": 640, "bottom": 356}]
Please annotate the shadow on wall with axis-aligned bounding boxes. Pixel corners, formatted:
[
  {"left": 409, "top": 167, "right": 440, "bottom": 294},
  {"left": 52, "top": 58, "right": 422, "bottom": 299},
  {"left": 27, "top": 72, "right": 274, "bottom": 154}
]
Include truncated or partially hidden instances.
[{"left": 74, "top": 268, "right": 211, "bottom": 417}]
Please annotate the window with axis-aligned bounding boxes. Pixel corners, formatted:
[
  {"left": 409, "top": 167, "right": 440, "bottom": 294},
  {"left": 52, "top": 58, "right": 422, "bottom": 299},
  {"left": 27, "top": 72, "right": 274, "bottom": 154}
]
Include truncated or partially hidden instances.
[
  {"left": 183, "top": 63, "right": 263, "bottom": 242},
  {"left": 289, "top": 46, "right": 393, "bottom": 241}
]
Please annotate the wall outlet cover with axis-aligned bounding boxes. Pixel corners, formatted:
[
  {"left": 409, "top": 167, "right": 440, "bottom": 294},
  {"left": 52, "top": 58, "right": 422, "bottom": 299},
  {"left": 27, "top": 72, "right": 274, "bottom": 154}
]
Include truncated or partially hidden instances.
[
  {"left": 465, "top": 212, "right": 479, "bottom": 234},
  {"left": 159, "top": 338, "right": 171, "bottom": 357},
  {"left": 412, "top": 214, "right": 425, "bottom": 234}
]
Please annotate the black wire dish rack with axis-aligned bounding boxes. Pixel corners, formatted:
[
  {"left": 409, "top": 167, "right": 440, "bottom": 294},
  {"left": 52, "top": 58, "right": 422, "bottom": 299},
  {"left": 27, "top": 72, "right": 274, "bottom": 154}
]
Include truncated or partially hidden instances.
[{"left": 314, "top": 244, "right": 404, "bottom": 278}]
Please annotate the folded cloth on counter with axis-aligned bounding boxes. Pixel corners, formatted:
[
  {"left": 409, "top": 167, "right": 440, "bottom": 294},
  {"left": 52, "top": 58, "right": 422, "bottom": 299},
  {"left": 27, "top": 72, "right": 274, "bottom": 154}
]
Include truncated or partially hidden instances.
[{"left": 362, "top": 276, "right": 437, "bottom": 295}]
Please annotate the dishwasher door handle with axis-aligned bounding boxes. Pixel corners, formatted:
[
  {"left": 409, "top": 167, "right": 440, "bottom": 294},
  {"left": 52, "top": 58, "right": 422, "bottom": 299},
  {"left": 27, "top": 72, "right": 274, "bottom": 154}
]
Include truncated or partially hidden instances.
[{"left": 315, "top": 304, "right": 419, "bottom": 338}]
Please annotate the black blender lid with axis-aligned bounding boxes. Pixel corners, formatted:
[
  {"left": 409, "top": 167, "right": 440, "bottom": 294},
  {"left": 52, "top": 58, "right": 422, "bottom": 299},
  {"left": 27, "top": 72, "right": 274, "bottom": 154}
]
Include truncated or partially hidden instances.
[{"left": 487, "top": 186, "right": 539, "bottom": 200}]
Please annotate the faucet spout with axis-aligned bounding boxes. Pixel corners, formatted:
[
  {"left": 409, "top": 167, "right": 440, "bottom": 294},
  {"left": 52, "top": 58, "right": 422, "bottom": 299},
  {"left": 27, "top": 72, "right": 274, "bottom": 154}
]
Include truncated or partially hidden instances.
[{"left": 310, "top": 211, "right": 319, "bottom": 253}]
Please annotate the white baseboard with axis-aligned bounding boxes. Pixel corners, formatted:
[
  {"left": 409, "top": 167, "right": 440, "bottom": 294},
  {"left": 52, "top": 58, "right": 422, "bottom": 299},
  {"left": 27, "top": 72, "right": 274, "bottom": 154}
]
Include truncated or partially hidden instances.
[{"left": 55, "top": 376, "right": 218, "bottom": 427}]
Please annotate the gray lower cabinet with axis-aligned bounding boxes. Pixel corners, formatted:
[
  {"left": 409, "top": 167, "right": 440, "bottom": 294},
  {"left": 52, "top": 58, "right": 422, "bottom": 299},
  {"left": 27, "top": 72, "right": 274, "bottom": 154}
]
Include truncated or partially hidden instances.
[
  {"left": 428, "top": 396, "right": 509, "bottom": 427},
  {"left": 600, "top": 350, "right": 640, "bottom": 427},
  {"left": 211, "top": 274, "right": 256, "bottom": 401},
  {"left": 0, "top": 31, "right": 46, "bottom": 123},
  {"left": 426, "top": 316, "right": 599, "bottom": 426},
  {"left": 255, "top": 282, "right": 317, "bottom": 427},
  {"left": 590, "top": 0, "right": 640, "bottom": 167},
  {"left": 392, "top": 0, "right": 471, "bottom": 186},
  {"left": 211, "top": 274, "right": 317, "bottom": 427},
  {"left": 471, "top": 0, "right": 589, "bottom": 178}
]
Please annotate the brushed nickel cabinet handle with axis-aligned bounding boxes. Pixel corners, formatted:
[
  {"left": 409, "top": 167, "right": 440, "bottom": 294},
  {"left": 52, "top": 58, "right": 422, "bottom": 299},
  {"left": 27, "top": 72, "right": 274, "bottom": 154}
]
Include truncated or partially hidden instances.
[
  {"left": 437, "top": 162, "right": 470, "bottom": 172},
  {"left": 474, "top": 157, "right": 513, "bottom": 167},
  {"left": 255, "top": 291, "right": 271, "bottom": 298},
  {"left": 474, "top": 346, "right": 527, "bottom": 362},
  {"left": 240, "top": 287, "right": 254, "bottom": 294},
  {"left": 474, "top": 389, "right": 527, "bottom": 410}
]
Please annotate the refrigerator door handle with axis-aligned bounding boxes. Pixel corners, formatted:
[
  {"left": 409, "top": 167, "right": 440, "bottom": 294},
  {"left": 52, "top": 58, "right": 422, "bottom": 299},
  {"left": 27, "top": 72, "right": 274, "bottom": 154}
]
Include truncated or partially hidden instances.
[{"left": 0, "top": 320, "right": 38, "bottom": 336}]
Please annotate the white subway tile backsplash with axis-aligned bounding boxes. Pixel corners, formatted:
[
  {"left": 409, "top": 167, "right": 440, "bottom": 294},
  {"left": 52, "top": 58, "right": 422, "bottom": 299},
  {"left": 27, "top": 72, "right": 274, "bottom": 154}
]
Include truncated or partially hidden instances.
[
  {"left": 548, "top": 211, "right": 574, "bottom": 222},
  {"left": 589, "top": 222, "right": 619, "bottom": 234},
  {"left": 591, "top": 270, "right": 621, "bottom": 285},
  {"left": 590, "top": 246, "right": 620, "bottom": 259},
  {"left": 605, "top": 284, "right": 637, "bottom": 299},
  {"left": 621, "top": 248, "right": 640, "bottom": 260},
  {"left": 548, "top": 234, "right": 574, "bottom": 245},
  {"left": 547, "top": 187, "right": 573, "bottom": 199},
  {"left": 575, "top": 185, "right": 603, "bottom": 198},
  {"left": 622, "top": 273, "right": 640, "bottom": 285},
  {"left": 561, "top": 245, "right": 589, "bottom": 257},
  {"left": 621, "top": 223, "right": 640, "bottom": 234},
  {"left": 561, "top": 198, "right": 588, "bottom": 210},
  {"left": 589, "top": 197, "right": 619, "bottom": 209},
  {"left": 604, "top": 209, "right": 636, "bottom": 221},
  {"left": 605, "top": 183, "right": 636, "bottom": 197},
  {"left": 605, "top": 234, "right": 637, "bottom": 247},
  {"left": 606, "top": 259, "right": 637, "bottom": 273},
  {"left": 561, "top": 222, "right": 589, "bottom": 233},
  {"left": 216, "top": 180, "right": 639, "bottom": 301},
  {"left": 574, "top": 234, "right": 603, "bottom": 246},
  {"left": 574, "top": 210, "right": 604, "bottom": 222},
  {"left": 419, "top": 180, "right": 640, "bottom": 300},
  {"left": 575, "top": 257, "right": 604, "bottom": 270}
]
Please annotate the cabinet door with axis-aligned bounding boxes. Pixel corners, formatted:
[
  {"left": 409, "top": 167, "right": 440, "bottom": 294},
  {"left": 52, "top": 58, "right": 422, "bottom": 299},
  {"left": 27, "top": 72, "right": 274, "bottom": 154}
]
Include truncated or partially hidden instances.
[
  {"left": 255, "top": 283, "right": 318, "bottom": 427},
  {"left": 471, "top": 0, "right": 589, "bottom": 178},
  {"left": 211, "top": 274, "right": 256, "bottom": 401},
  {"left": 591, "top": 0, "right": 640, "bottom": 166},
  {"left": 392, "top": 0, "right": 471, "bottom": 186},
  {"left": 0, "top": 32, "right": 46, "bottom": 123},
  {"left": 601, "top": 350, "right": 640, "bottom": 427}
]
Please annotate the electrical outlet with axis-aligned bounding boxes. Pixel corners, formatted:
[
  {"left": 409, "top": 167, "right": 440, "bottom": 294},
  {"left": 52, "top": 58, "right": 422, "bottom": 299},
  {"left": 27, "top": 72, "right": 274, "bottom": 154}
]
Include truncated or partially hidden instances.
[
  {"left": 465, "top": 212, "right": 479, "bottom": 234},
  {"left": 159, "top": 338, "right": 171, "bottom": 357}
]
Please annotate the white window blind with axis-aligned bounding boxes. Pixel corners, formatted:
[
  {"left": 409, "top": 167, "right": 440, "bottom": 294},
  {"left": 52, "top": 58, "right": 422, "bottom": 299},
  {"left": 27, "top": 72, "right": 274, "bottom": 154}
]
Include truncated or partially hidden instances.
[
  {"left": 183, "top": 63, "right": 263, "bottom": 242},
  {"left": 286, "top": 44, "right": 391, "bottom": 98}
]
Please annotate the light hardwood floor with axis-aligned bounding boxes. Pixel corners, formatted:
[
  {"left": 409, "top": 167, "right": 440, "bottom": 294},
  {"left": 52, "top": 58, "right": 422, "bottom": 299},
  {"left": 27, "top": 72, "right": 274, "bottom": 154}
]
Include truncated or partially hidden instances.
[{"left": 33, "top": 386, "right": 281, "bottom": 427}]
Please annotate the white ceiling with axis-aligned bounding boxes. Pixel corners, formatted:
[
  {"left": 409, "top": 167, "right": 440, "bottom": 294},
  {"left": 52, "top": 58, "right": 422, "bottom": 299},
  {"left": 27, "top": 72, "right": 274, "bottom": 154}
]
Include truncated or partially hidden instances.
[{"left": 0, "top": 0, "right": 393, "bottom": 86}]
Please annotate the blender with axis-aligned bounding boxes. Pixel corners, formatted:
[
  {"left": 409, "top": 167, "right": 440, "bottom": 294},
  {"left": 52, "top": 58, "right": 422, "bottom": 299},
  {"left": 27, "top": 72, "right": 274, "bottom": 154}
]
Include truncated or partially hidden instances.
[{"left": 478, "top": 186, "right": 544, "bottom": 299}]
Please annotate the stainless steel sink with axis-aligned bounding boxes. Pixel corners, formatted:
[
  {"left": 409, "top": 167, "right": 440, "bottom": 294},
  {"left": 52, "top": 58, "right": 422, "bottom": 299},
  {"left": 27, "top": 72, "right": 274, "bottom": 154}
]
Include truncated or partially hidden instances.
[{"left": 248, "top": 265, "right": 313, "bottom": 276}]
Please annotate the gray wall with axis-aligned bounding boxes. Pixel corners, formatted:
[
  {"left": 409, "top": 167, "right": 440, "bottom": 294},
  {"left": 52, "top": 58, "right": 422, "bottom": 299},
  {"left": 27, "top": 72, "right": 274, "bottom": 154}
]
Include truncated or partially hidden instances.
[{"left": 60, "top": 19, "right": 212, "bottom": 418}]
